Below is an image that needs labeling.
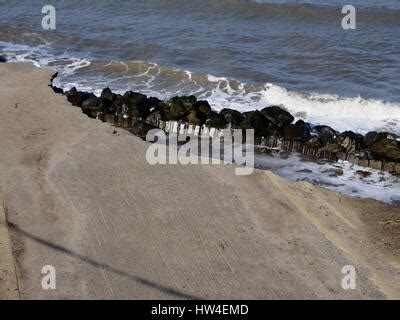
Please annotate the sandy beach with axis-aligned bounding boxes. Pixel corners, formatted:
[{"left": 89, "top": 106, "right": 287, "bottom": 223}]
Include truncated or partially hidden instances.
[{"left": 0, "top": 62, "right": 399, "bottom": 299}]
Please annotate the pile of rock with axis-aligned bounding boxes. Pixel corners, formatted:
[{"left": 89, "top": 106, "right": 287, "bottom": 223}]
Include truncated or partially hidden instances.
[
  {"left": 0, "top": 56, "right": 7, "bottom": 63},
  {"left": 59, "top": 84, "right": 400, "bottom": 175}
]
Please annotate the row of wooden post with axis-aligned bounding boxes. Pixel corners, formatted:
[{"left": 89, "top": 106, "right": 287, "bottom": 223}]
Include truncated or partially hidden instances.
[{"left": 99, "top": 114, "right": 399, "bottom": 174}]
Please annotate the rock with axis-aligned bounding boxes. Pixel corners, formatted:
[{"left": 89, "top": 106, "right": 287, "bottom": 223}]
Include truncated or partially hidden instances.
[
  {"left": 220, "top": 108, "right": 244, "bottom": 126},
  {"left": 336, "top": 131, "right": 365, "bottom": 153},
  {"left": 195, "top": 100, "right": 212, "bottom": 116},
  {"left": 49, "top": 73, "right": 63, "bottom": 93},
  {"left": 162, "top": 96, "right": 197, "bottom": 121},
  {"left": 179, "top": 95, "right": 197, "bottom": 108},
  {"left": 51, "top": 86, "right": 64, "bottom": 94},
  {"left": 145, "top": 111, "right": 162, "bottom": 126},
  {"left": 322, "top": 131, "right": 364, "bottom": 155},
  {"left": 129, "top": 121, "right": 157, "bottom": 140},
  {"left": 206, "top": 111, "right": 228, "bottom": 129},
  {"left": 147, "top": 97, "right": 162, "bottom": 110},
  {"left": 356, "top": 170, "right": 372, "bottom": 178},
  {"left": 185, "top": 110, "right": 201, "bottom": 125},
  {"left": 364, "top": 131, "right": 380, "bottom": 147},
  {"left": 321, "top": 142, "right": 342, "bottom": 153},
  {"left": 365, "top": 131, "right": 399, "bottom": 147},
  {"left": 0, "top": 56, "right": 6, "bottom": 63},
  {"left": 65, "top": 87, "right": 95, "bottom": 107},
  {"left": 241, "top": 111, "right": 270, "bottom": 138},
  {"left": 81, "top": 97, "right": 102, "bottom": 117},
  {"left": 123, "top": 91, "right": 151, "bottom": 119},
  {"left": 123, "top": 91, "right": 147, "bottom": 106},
  {"left": 370, "top": 138, "right": 400, "bottom": 162},
  {"left": 261, "top": 106, "right": 294, "bottom": 128},
  {"left": 346, "top": 153, "right": 360, "bottom": 163},
  {"left": 312, "top": 125, "right": 337, "bottom": 146},
  {"left": 167, "top": 102, "right": 186, "bottom": 121},
  {"left": 305, "top": 137, "right": 322, "bottom": 149},
  {"left": 283, "top": 120, "right": 311, "bottom": 141},
  {"left": 324, "top": 168, "right": 344, "bottom": 177},
  {"left": 101, "top": 87, "right": 116, "bottom": 103}
]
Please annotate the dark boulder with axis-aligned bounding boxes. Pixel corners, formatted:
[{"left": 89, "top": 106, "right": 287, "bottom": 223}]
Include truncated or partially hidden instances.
[
  {"left": 81, "top": 97, "right": 102, "bottom": 117},
  {"left": 129, "top": 122, "right": 157, "bottom": 140},
  {"left": 365, "top": 131, "right": 399, "bottom": 147},
  {"left": 364, "top": 131, "right": 380, "bottom": 147},
  {"left": 241, "top": 111, "right": 270, "bottom": 138},
  {"left": 206, "top": 111, "right": 228, "bottom": 129},
  {"left": 166, "top": 101, "right": 186, "bottom": 121},
  {"left": 123, "top": 91, "right": 147, "bottom": 106},
  {"left": 147, "top": 97, "right": 162, "bottom": 110},
  {"left": 305, "top": 137, "right": 322, "bottom": 149},
  {"left": 185, "top": 110, "right": 202, "bottom": 125},
  {"left": 145, "top": 111, "right": 163, "bottom": 126},
  {"left": 336, "top": 131, "right": 365, "bottom": 153},
  {"left": 322, "top": 142, "right": 344, "bottom": 154},
  {"left": 51, "top": 86, "right": 64, "bottom": 94},
  {"left": 283, "top": 120, "right": 311, "bottom": 141},
  {"left": 123, "top": 91, "right": 151, "bottom": 119},
  {"left": 194, "top": 100, "right": 212, "bottom": 116},
  {"left": 101, "top": 87, "right": 116, "bottom": 103},
  {"left": 102, "top": 95, "right": 123, "bottom": 115},
  {"left": 178, "top": 95, "right": 197, "bottom": 109},
  {"left": 370, "top": 138, "right": 400, "bottom": 162},
  {"left": 356, "top": 170, "right": 372, "bottom": 178},
  {"left": 0, "top": 56, "right": 6, "bottom": 63},
  {"left": 312, "top": 125, "right": 337, "bottom": 146},
  {"left": 220, "top": 108, "right": 244, "bottom": 127},
  {"left": 65, "top": 87, "right": 95, "bottom": 107},
  {"left": 261, "top": 106, "right": 294, "bottom": 128},
  {"left": 162, "top": 96, "right": 197, "bottom": 121}
]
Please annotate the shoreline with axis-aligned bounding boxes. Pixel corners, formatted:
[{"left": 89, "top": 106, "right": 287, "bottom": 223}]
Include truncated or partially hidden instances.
[
  {"left": 46, "top": 61, "right": 400, "bottom": 205},
  {"left": 47, "top": 65, "right": 400, "bottom": 176},
  {"left": 0, "top": 62, "right": 400, "bottom": 299}
]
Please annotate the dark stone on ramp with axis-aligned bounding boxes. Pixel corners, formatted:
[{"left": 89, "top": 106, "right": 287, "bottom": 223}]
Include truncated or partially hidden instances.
[
  {"left": 129, "top": 121, "right": 157, "bottom": 140},
  {"left": 220, "top": 108, "right": 244, "bottom": 126},
  {"left": 283, "top": 120, "right": 311, "bottom": 141},
  {"left": 65, "top": 87, "right": 95, "bottom": 107},
  {"left": 261, "top": 106, "right": 294, "bottom": 128},
  {"left": 312, "top": 125, "right": 337, "bottom": 146},
  {"left": 370, "top": 138, "right": 400, "bottom": 162}
]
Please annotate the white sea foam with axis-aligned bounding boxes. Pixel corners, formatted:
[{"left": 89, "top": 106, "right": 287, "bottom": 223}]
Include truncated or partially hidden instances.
[
  {"left": 199, "top": 77, "right": 400, "bottom": 135},
  {"left": 0, "top": 41, "right": 91, "bottom": 88},
  {"left": 255, "top": 153, "right": 400, "bottom": 205}
]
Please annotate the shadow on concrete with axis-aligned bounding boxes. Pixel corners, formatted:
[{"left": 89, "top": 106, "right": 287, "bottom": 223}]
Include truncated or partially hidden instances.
[{"left": 8, "top": 222, "right": 202, "bottom": 300}]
